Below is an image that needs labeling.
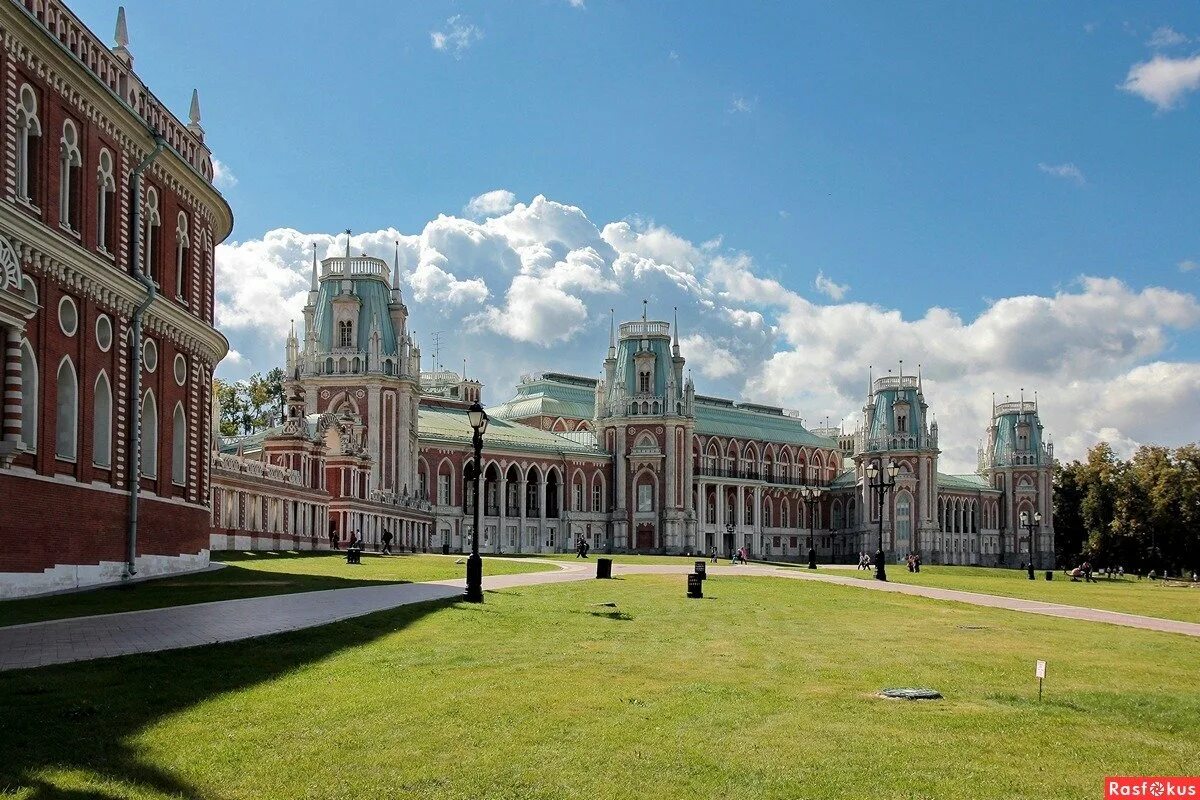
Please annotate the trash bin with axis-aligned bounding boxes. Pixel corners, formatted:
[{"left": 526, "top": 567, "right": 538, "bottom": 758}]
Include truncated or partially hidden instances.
[
  {"left": 442, "top": 543, "right": 450, "bottom": 555},
  {"left": 596, "top": 557, "right": 613, "bottom": 579},
  {"left": 695, "top": 560, "right": 707, "bottom": 580},
  {"left": 1045, "top": 570, "right": 1053, "bottom": 581},
  {"left": 687, "top": 572, "right": 703, "bottom": 598}
]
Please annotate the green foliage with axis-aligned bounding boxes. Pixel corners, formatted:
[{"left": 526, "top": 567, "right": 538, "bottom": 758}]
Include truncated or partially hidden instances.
[
  {"left": 1055, "top": 442, "right": 1200, "bottom": 573},
  {"left": 213, "top": 369, "right": 286, "bottom": 436}
]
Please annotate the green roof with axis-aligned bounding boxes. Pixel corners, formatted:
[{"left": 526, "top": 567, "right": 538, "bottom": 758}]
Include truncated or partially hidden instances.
[
  {"left": 314, "top": 276, "right": 399, "bottom": 355},
  {"left": 419, "top": 407, "right": 604, "bottom": 456},
  {"left": 831, "top": 468, "right": 858, "bottom": 489},
  {"left": 694, "top": 399, "right": 838, "bottom": 449},
  {"left": 487, "top": 374, "right": 596, "bottom": 422},
  {"left": 936, "top": 473, "right": 998, "bottom": 492}
]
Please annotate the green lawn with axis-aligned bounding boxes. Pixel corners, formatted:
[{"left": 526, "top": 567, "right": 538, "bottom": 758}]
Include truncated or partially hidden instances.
[
  {"left": 840, "top": 564, "right": 1200, "bottom": 623},
  {"left": 1, "top": 574, "right": 1196, "bottom": 799},
  {"left": 0, "top": 552, "right": 554, "bottom": 629}
]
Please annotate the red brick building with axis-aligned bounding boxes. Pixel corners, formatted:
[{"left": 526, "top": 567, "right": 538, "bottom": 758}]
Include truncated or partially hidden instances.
[{"left": 0, "top": 1, "right": 230, "bottom": 596}]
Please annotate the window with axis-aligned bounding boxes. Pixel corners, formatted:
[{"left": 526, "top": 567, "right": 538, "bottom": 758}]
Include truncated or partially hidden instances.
[
  {"left": 339, "top": 321, "right": 353, "bottom": 348},
  {"left": 637, "top": 482, "right": 653, "bottom": 512},
  {"left": 97, "top": 149, "right": 116, "bottom": 252},
  {"left": 573, "top": 484, "right": 583, "bottom": 512},
  {"left": 95, "top": 314, "right": 113, "bottom": 351},
  {"left": 592, "top": 482, "right": 602, "bottom": 512},
  {"left": 175, "top": 212, "right": 190, "bottom": 302},
  {"left": 58, "top": 296, "right": 78, "bottom": 336},
  {"left": 638, "top": 370, "right": 651, "bottom": 393},
  {"left": 59, "top": 120, "right": 82, "bottom": 231},
  {"left": 20, "top": 340, "right": 37, "bottom": 452},
  {"left": 16, "top": 85, "right": 41, "bottom": 205},
  {"left": 143, "top": 338, "right": 158, "bottom": 372},
  {"left": 172, "top": 403, "right": 187, "bottom": 485},
  {"left": 173, "top": 353, "right": 187, "bottom": 386},
  {"left": 54, "top": 357, "right": 78, "bottom": 461},
  {"left": 141, "top": 391, "right": 158, "bottom": 477},
  {"left": 93, "top": 372, "right": 112, "bottom": 468},
  {"left": 896, "top": 414, "right": 907, "bottom": 433},
  {"left": 143, "top": 186, "right": 161, "bottom": 282},
  {"left": 437, "top": 474, "right": 450, "bottom": 506}
]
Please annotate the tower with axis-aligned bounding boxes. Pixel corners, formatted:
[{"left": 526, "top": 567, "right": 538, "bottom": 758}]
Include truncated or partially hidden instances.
[
  {"left": 594, "top": 308, "right": 695, "bottom": 552},
  {"left": 853, "top": 362, "right": 939, "bottom": 560},
  {"left": 980, "top": 392, "right": 1054, "bottom": 567},
  {"left": 290, "top": 233, "right": 422, "bottom": 500}
]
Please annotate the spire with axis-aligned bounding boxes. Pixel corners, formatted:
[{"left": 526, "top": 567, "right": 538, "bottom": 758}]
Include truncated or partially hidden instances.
[
  {"left": 392, "top": 240, "right": 401, "bottom": 295},
  {"left": 898, "top": 358, "right": 903, "bottom": 382},
  {"left": 1034, "top": 390, "right": 1039, "bottom": 412},
  {"left": 187, "top": 89, "right": 204, "bottom": 139},
  {"left": 343, "top": 229, "right": 351, "bottom": 266},
  {"left": 917, "top": 363, "right": 923, "bottom": 393},
  {"left": 642, "top": 299, "right": 648, "bottom": 323},
  {"left": 310, "top": 243, "right": 318, "bottom": 291},
  {"left": 113, "top": 7, "right": 132, "bottom": 66},
  {"left": 672, "top": 306, "right": 680, "bottom": 356},
  {"left": 867, "top": 365, "right": 873, "bottom": 400}
]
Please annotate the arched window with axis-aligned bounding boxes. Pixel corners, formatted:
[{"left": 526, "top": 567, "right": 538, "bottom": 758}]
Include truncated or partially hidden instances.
[
  {"left": 93, "top": 372, "right": 112, "bottom": 467},
  {"left": 144, "top": 186, "right": 161, "bottom": 282},
  {"left": 175, "top": 212, "right": 190, "bottom": 303},
  {"left": 20, "top": 340, "right": 37, "bottom": 451},
  {"left": 16, "top": 85, "right": 41, "bottom": 204},
  {"left": 59, "top": 120, "right": 82, "bottom": 231},
  {"left": 141, "top": 390, "right": 158, "bottom": 477},
  {"left": 97, "top": 148, "right": 116, "bottom": 253},
  {"left": 781, "top": 502, "right": 789, "bottom": 528},
  {"left": 172, "top": 403, "right": 187, "bottom": 485},
  {"left": 895, "top": 493, "right": 912, "bottom": 553},
  {"left": 55, "top": 357, "right": 78, "bottom": 460},
  {"left": 339, "top": 320, "right": 353, "bottom": 348}
]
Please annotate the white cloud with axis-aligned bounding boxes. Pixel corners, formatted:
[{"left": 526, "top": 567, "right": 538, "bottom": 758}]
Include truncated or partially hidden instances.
[
  {"left": 211, "top": 157, "right": 237, "bottom": 190},
  {"left": 1038, "top": 162, "right": 1086, "bottom": 185},
  {"left": 1120, "top": 54, "right": 1200, "bottom": 110},
  {"left": 566, "top": 0, "right": 585, "bottom": 8},
  {"left": 729, "top": 95, "right": 756, "bottom": 114},
  {"left": 431, "top": 15, "right": 482, "bottom": 58},
  {"left": 464, "top": 190, "right": 517, "bottom": 219},
  {"left": 1147, "top": 26, "right": 1189, "bottom": 49},
  {"left": 814, "top": 270, "right": 849, "bottom": 301},
  {"left": 216, "top": 194, "right": 1200, "bottom": 473},
  {"left": 1181, "top": 259, "right": 1199, "bottom": 273},
  {"left": 669, "top": 50, "right": 680, "bottom": 62}
]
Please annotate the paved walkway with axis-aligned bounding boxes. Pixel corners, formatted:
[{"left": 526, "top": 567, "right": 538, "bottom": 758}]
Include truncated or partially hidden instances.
[{"left": 2, "top": 558, "right": 1196, "bottom": 672}]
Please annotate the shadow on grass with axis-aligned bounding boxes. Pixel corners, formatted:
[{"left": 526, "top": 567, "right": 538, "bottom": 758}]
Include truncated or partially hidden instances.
[
  {"left": 0, "top": 596, "right": 453, "bottom": 799},
  {"left": 0, "top": 553, "right": 427, "bottom": 629}
]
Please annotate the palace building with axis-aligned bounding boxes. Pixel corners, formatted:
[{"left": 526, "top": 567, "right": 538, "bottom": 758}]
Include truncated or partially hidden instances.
[
  {"left": 208, "top": 251, "right": 1055, "bottom": 572},
  {"left": 0, "top": 1, "right": 230, "bottom": 597}
]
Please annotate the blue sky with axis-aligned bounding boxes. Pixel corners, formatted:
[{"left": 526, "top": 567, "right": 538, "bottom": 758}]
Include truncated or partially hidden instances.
[{"left": 69, "top": 2, "right": 1200, "bottom": 469}]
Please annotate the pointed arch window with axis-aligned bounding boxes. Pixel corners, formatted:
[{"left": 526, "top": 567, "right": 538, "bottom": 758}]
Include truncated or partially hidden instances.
[
  {"left": 16, "top": 85, "right": 42, "bottom": 205},
  {"left": 338, "top": 320, "right": 353, "bottom": 348},
  {"left": 55, "top": 357, "right": 78, "bottom": 461},
  {"left": 143, "top": 186, "right": 162, "bottom": 283},
  {"left": 59, "top": 120, "right": 82, "bottom": 232},
  {"left": 141, "top": 390, "right": 158, "bottom": 477},
  {"left": 97, "top": 148, "right": 116, "bottom": 253},
  {"left": 20, "top": 340, "right": 38, "bottom": 452},
  {"left": 93, "top": 371, "right": 112, "bottom": 467},
  {"left": 172, "top": 403, "right": 187, "bottom": 486},
  {"left": 175, "top": 211, "right": 190, "bottom": 303}
]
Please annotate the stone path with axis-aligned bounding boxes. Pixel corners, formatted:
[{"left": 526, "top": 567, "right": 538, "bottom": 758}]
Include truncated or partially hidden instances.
[{"left": 2, "top": 558, "right": 1196, "bottom": 672}]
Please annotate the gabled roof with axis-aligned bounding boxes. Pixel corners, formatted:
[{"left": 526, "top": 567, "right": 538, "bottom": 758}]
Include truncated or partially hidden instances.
[{"left": 419, "top": 406, "right": 605, "bottom": 457}]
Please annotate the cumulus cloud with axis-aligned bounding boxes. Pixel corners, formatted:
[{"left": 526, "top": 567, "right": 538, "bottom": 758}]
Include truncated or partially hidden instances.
[
  {"left": 215, "top": 191, "right": 1200, "bottom": 472},
  {"left": 1038, "top": 162, "right": 1086, "bottom": 184},
  {"left": 1147, "top": 26, "right": 1189, "bottom": 49},
  {"left": 814, "top": 270, "right": 849, "bottom": 301},
  {"left": 1120, "top": 54, "right": 1200, "bottom": 110},
  {"left": 464, "top": 190, "right": 517, "bottom": 219},
  {"left": 431, "top": 15, "right": 482, "bottom": 58},
  {"left": 211, "top": 157, "right": 237, "bottom": 190}
]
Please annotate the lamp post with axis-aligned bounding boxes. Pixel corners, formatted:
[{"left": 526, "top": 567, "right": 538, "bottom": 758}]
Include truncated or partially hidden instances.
[
  {"left": 865, "top": 460, "right": 900, "bottom": 582},
  {"left": 465, "top": 401, "right": 488, "bottom": 603},
  {"left": 1020, "top": 509, "right": 1041, "bottom": 579},
  {"left": 802, "top": 486, "right": 819, "bottom": 569},
  {"left": 725, "top": 521, "right": 734, "bottom": 561}
]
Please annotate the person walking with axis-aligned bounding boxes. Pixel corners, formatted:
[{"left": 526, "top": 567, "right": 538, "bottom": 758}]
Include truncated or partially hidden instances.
[
  {"left": 381, "top": 528, "right": 393, "bottom": 555},
  {"left": 710, "top": 546, "right": 718, "bottom": 564}
]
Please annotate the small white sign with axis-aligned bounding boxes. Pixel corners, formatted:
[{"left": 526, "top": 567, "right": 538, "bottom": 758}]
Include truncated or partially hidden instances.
[{"left": 1035, "top": 660, "right": 1046, "bottom": 679}]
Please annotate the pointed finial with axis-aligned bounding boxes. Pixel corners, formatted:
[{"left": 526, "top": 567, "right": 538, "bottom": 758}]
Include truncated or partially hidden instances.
[
  {"left": 187, "top": 89, "right": 204, "bottom": 139},
  {"left": 310, "top": 242, "right": 318, "bottom": 290},
  {"left": 392, "top": 240, "right": 401, "bottom": 293},
  {"left": 673, "top": 306, "right": 679, "bottom": 341},
  {"left": 463, "top": 358, "right": 467, "bottom": 380},
  {"left": 917, "top": 363, "right": 923, "bottom": 391},
  {"left": 608, "top": 309, "right": 615, "bottom": 348},
  {"left": 344, "top": 229, "right": 351, "bottom": 270},
  {"left": 1034, "top": 390, "right": 1038, "bottom": 411},
  {"left": 642, "top": 299, "right": 648, "bottom": 322},
  {"left": 113, "top": 7, "right": 133, "bottom": 65},
  {"left": 868, "top": 365, "right": 873, "bottom": 398},
  {"left": 899, "top": 359, "right": 903, "bottom": 381}
]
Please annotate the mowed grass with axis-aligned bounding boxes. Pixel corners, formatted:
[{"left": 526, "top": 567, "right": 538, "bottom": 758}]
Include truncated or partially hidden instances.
[
  {"left": 0, "top": 552, "right": 554, "bottom": 628},
  {"left": 840, "top": 564, "right": 1200, "bottom": 624},
  {"left": 1, "top": 574, "right": 1197, "bottom": 799}
]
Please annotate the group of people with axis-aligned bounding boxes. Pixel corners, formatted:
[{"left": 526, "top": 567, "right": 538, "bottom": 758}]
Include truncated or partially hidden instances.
[
  {"left": 905, "top": 553, "right": 922, "bottom": 572},
  {"left": 856, "top": 552, "right": 873, "bottom": 570},
  {"left": 575, "top": 537, "right": 591, "bottom": 558}
]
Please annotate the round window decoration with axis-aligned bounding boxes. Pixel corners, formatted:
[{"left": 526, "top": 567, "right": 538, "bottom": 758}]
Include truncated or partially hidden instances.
[
  {"left": 95, "top": 314, "right": 113, "bottom": 351},
  {"left": 173, "top": 353, "right": 187, "bottom": 386},
  {"left": 142, "top": 339, "right": 158, "bottom": 372},
  {"left": 58, "top": 296, "right": 78, "bottom": 336}
]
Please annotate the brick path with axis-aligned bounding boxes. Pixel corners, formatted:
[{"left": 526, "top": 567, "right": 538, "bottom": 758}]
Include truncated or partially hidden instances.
[{"left": 2, "top": 558, "right": 1195, "bottom": 672}]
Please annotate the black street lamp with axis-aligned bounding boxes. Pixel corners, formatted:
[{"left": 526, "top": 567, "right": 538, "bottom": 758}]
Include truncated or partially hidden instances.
[
  {"left": 802, "top": 486, "right": 819, "bottom": 569},
  {"left": 725, "top": 521, "right": 734, "bottom": 561},
  {"left": 865, "top": 459, "right": 900, "bottom": 582},
  {"left": 1020, "top": 509, "right": 1042, "bottom": 579},
  {"left": 465, "top": 401, "right": 488, "bottom": 603}
]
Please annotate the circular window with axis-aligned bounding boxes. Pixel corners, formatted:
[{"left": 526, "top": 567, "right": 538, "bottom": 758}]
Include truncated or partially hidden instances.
[
  {"left": 95, "top": 314, "right": 113, "bottom": 351},
  {"left": 142, "top": 339, "right": 158, "bottom": 372},
  {"left": 174, "top": 353, "right": 187, "bottom": 386},
  {"left": 58, "top": 296, "right": 78, "bottom": 336}
]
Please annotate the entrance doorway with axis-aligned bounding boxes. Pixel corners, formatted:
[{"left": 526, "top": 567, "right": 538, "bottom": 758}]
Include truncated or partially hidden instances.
[
  {"left": 635, "top": 523, "right": 655, "bottom": 551},
  {"left": 723, "top": 531, "right": 735, "bottom": 558}
]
